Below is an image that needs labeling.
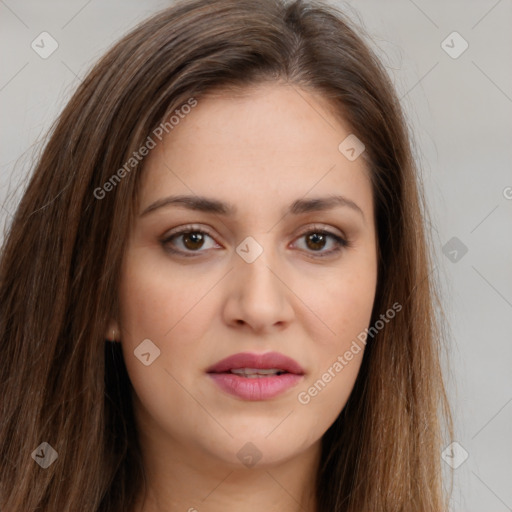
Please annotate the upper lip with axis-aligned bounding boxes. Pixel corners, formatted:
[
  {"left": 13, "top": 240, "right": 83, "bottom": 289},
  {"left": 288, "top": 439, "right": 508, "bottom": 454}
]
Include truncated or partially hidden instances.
[{"left": 206, "top": 351, "right": 305, "bottom": 375}]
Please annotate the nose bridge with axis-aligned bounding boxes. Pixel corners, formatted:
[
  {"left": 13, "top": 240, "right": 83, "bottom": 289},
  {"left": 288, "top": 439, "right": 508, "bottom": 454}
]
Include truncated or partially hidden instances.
[
  {"left": 236, "top": 232, "right": 281, "bottom": 295},
  {"left": 229, "top": 232, "right": 293, "bottom": 329}
]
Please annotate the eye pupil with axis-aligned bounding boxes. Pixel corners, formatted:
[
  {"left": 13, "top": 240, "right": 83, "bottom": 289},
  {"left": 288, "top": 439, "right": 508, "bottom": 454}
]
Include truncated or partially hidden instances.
[
  {"left": 165, "top": 228, "right": 344, "bottom": 257},
  {"left": 183, "top": 232, "right": 204, "bottom": 250},
  {"left": 306, "top": 232, "right": 326, "bottom": 251}
]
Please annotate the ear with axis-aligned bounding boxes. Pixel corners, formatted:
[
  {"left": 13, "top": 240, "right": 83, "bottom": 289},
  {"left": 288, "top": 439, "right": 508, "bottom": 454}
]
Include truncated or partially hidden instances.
[{"left": 105, "top": 318, "right": 121, "bottom": 342}]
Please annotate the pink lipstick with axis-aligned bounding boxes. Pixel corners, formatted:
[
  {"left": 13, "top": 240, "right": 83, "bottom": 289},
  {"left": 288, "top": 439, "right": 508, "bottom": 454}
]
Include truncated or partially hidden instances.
[{"left": 206, "top": 351, "right": 305, "bottom": 401}]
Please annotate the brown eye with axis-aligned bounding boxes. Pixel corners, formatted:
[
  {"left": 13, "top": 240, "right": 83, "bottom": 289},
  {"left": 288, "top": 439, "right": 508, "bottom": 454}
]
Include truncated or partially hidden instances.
[
  {"left": 294, "top": 229, "right": 349, "bottom": 258},
  {"left": 181, "top": 232, "right": 206, "bottom": 250},
  {"left": 305, "top": 232, "right": 328, "bottom": 251},
  {"left": 162, "top": 227, "right": 219, "bottom": 256}
]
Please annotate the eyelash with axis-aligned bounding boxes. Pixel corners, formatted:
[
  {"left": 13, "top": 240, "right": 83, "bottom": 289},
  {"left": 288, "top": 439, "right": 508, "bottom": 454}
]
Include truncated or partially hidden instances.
[{"left": 160, "top": 224, "right": 351, "bottom": 258}]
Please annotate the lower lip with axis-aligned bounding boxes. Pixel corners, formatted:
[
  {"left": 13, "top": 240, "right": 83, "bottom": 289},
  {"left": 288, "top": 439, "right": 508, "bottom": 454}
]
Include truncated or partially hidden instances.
[{"left": 208, "top": 372, "right": 303, "bottom": 401}]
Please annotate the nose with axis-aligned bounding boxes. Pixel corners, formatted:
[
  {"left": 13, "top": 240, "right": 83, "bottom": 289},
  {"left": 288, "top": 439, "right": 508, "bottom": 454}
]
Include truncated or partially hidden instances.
[{"left": 222, "top": 239, "right": 295, "bottom": 334}]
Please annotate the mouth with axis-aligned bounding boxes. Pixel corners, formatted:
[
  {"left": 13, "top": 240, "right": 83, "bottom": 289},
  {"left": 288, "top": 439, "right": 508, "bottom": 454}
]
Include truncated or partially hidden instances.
[
  {"left": 206, "top": 351, "right": 305, "bottom": 375},
  {"left": 206, "top": 351, "right": 305, "bottom": 401},
  {"left": 224, "top": 368, "right": 289, "bottom": 378}
]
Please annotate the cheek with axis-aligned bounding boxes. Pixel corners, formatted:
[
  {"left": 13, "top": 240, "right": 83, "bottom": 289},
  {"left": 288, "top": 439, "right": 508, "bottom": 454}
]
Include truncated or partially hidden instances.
[
  {"left": 294, "top": 273, "right": 373, "bottom": 427},
  {"left": 334, "top": 272, "right": 376, "bottom": 338},
  {"left": 291, "top": 258, "right": 376, "bottom": 417},
  {"left": 118, "top": 250, "right": 213, "bottom": 344},
  {"left": 299, "top": 262, "right": 377, "bottom": 352},
  {"left": 117, "top": 250, "right": 220, "bottom": 405},
  {"left": 116, "top": 253, "right": 214, "bottom": 435}
]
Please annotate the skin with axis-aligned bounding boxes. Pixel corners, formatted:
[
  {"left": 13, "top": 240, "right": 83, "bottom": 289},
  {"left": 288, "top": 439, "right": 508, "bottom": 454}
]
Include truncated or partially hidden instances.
[{"left": 107, "top": 82, "right": 378, "bottom": 512}]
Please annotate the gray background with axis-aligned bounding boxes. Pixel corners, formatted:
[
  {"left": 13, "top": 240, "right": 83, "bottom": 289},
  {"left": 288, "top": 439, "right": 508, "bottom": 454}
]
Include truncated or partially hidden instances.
[{"left": 1, "top": 1, "right": 511, "bottom": 510}]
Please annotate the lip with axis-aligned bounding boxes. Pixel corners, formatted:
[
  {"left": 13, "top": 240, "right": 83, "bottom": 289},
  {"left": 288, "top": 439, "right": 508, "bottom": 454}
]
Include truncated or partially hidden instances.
[
  {"left": 207, "top": 351, "right": 305, "bottom": 375},
  {"left": 206, "top": 351, "right": 305, "bottom": 401}
]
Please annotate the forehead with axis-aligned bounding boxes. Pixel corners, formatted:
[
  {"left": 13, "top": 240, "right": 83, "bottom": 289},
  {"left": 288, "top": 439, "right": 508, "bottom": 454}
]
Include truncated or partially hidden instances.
[{"left": 139, "top": 82, "right": 373, "bottom": 220}]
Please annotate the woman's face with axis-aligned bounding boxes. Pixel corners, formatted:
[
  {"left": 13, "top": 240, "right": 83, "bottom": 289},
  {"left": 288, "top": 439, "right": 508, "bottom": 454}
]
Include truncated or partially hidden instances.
[{"left": 110, "top": 82, "right": 378, "bottom": 470}]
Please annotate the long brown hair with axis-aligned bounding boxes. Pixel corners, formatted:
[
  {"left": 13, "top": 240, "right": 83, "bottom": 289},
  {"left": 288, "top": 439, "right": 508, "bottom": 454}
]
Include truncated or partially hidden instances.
[{"left": 0, "top": 0, "right": 454, "bottom": 510}]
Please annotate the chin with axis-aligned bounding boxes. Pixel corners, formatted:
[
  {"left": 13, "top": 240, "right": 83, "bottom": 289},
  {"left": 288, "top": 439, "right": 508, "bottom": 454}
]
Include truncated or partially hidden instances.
[{"left": 205, "top": 431, "right": 312, "bottom": 470}]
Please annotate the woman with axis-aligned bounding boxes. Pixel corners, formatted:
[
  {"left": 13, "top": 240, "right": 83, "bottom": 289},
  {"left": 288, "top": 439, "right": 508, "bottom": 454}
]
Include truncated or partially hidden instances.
[{"left": 0, "top": 0, "right": 454, "bottom": 510}]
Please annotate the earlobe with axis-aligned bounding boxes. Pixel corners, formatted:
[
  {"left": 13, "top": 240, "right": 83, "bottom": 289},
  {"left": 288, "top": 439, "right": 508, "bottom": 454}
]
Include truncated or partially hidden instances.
[{"left": 105, "top": 318, "right": 121, "bottom": 342}]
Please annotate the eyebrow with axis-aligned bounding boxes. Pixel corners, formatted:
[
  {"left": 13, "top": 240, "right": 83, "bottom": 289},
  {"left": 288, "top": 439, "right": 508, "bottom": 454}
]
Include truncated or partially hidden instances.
[{"left": 140, "top": 193, "right": 365, "bottom": 221}]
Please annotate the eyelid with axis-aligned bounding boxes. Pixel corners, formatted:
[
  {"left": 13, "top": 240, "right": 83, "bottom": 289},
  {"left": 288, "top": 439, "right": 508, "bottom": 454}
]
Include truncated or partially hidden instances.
[
  {"left": 161, "top": 223, "right": 221, "bottom": 250},
  {"left": 293, "top": 223, "right": 346, "bottom": 240},
  {"left": 290, "top": 224, "right": 350, "bottom": 257},
  {"left": 161, "top": 222, "right": 350, "bottom": 257},
  {"left": 163, "top": 223, "right": 216, "bottom": 239}
]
